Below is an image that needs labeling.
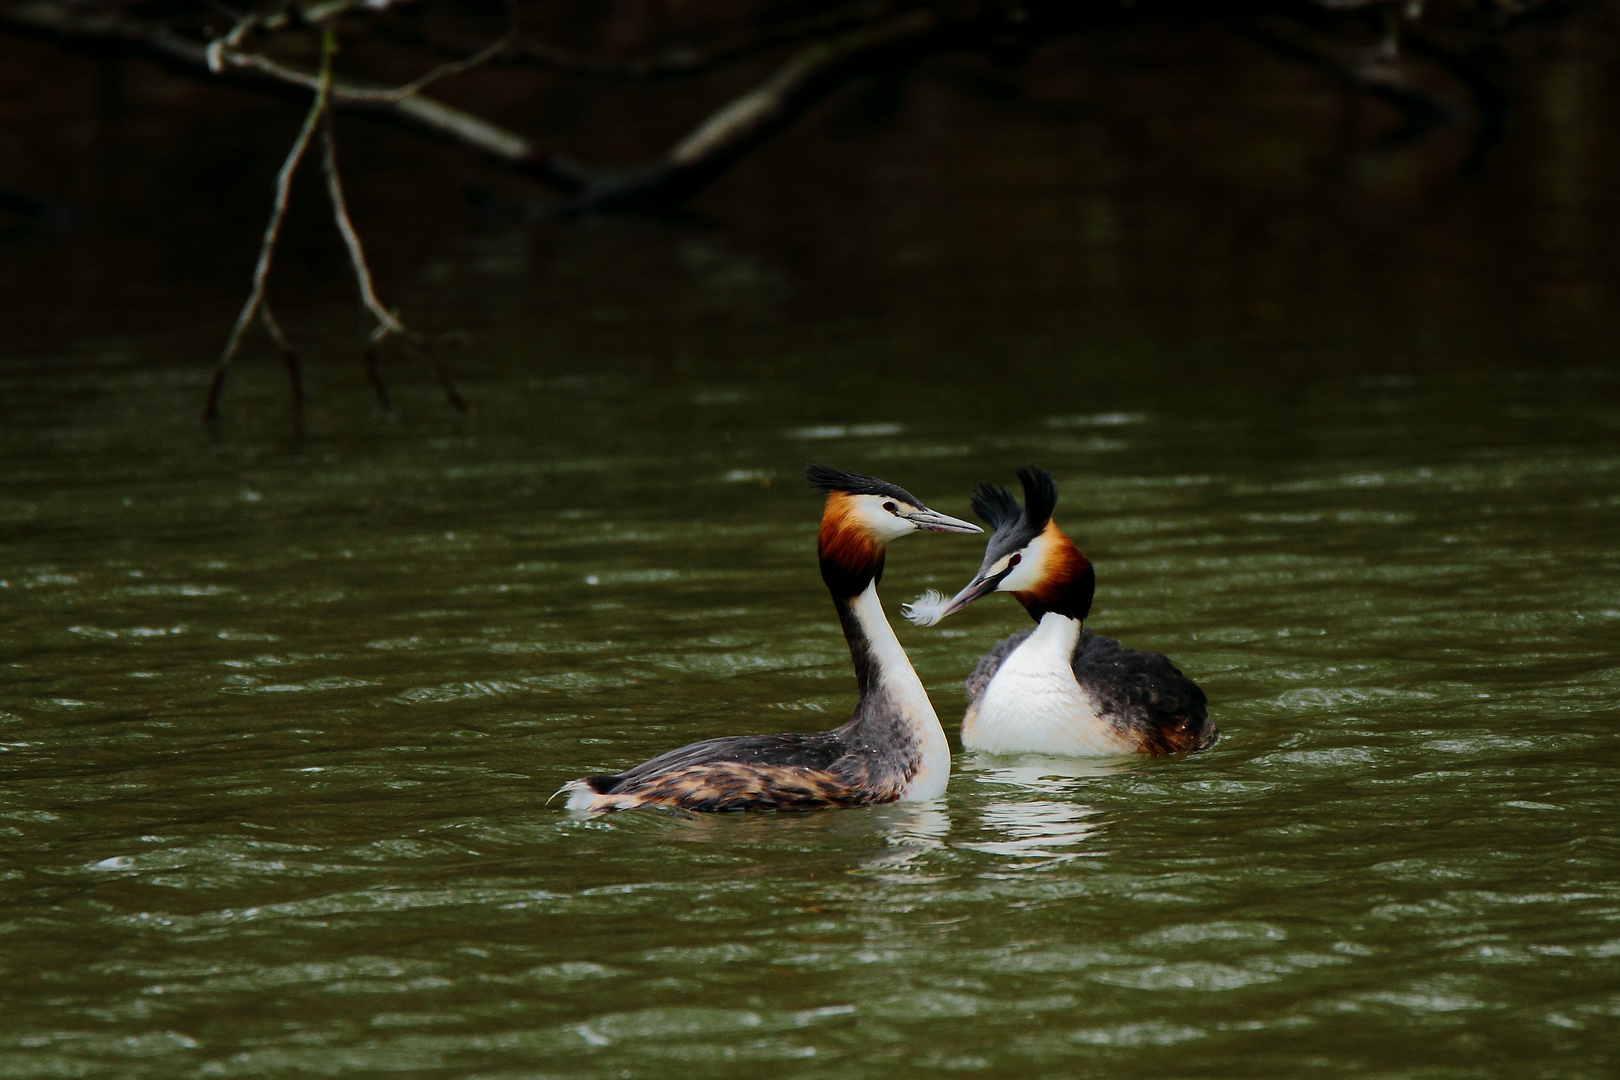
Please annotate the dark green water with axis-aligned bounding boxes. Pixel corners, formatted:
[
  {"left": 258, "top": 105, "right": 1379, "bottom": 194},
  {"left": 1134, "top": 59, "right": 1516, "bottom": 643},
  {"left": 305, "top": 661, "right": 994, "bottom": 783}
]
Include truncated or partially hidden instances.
[
  {"left": 6, "top": 15, "right": 1620, "bottom": 1071},
  {"left": 4, "top": 316, "right": 1618, "bottom": 1076}
]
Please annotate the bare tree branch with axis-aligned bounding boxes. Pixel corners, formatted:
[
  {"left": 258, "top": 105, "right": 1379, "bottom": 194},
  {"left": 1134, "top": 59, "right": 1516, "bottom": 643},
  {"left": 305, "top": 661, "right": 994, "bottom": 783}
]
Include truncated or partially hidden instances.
[
  {"left": 382, "top": 0, "right": 519, "bottom": 100},
  {"left": 203, "top": 29, "right": 333, "bottom": 424},
  {"left": 7, "top": 0, "right": 1545, "bottom": 217},
  {"left": 259, "top": 303, "right": 306, "bottom": 411},
  {"left": 1235, "top": 16, "right": 1454, "bottom": 145},
  {"left": 0, "top": 0, "right": 1574, "bottom": 425},
  {"left": 204, "top": 8, "right": 259, "bottom": 74},
  {"left": 321, "top": 111, "right": 411, "bottom": 347},
  {"left": 322, "top": 105, "right": 467, "bottom": 412},
  {"left": 203, "top": 17, "right": 467, "bottom": 420},
  {"left": 0, "top": 0, "right": 540, "bottom": 167},
  {"left": 550, "top": 8, "right": 941, "bottom": 212},
  {"left": 422, "top": 1, "right": 905, "bottom": 80},
  {"left": 325, "top": 98, "right": 472, "bottom": 412},
  {"left": 0, "top": 0, "right": 948, "bottom": 206}
]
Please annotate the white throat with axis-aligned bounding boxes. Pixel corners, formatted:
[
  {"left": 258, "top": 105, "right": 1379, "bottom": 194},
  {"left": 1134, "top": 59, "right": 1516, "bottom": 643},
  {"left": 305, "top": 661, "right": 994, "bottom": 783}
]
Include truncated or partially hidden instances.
[
  {"left": 847, "top": 583, "right": 951, "bottom": 801},
  {"left": 965, "top": 612, "right": 1136, "bottom": 757}
]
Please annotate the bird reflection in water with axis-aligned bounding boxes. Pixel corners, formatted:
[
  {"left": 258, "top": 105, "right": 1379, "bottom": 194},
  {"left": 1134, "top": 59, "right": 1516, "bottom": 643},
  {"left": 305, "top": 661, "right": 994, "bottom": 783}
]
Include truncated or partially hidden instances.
[
  {"left": 855, "top": 804, "right": 951, "bottom": 882},
  {"left": 961, "top": 756, "right": 1127, "bottom": 873}
]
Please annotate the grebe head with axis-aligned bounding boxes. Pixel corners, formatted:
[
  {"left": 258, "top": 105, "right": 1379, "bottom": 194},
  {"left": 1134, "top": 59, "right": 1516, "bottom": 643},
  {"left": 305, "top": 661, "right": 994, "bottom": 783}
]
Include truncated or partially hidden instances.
[
  {"left": 806, "top": 463, "right": 980, "bottom": 597},
  {"left": 903, "top": 466, "right": 1094, "bottom": 625}
]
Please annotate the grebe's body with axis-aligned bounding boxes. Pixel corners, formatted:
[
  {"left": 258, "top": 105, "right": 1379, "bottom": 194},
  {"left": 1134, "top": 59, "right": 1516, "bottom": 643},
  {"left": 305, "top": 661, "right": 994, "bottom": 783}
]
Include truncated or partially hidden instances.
[
  {"left": 559, "top": 466, "right": 977, "bottom": 812},
  {"left": 906, "top": 467, "right": 1215, "bottom": 758},
  {"left": 962, "top": 617, "right": 1212, "bottom": 757}
]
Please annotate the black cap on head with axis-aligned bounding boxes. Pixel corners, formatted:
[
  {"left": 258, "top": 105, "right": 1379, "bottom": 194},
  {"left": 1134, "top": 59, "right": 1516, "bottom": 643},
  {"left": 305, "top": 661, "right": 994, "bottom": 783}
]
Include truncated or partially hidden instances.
[{"left": 805, "top": 463, "right": 922, "bottom": 506}]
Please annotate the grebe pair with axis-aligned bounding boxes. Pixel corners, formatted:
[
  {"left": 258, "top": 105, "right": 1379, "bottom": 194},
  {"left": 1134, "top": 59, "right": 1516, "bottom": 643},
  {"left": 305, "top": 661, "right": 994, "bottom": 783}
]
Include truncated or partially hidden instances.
[
  {"left": 903, "top": 467, "right": 1216, "bottom": 757},
  {"left": 559, "top": 465, "right": 1214, "bottom": 813}
]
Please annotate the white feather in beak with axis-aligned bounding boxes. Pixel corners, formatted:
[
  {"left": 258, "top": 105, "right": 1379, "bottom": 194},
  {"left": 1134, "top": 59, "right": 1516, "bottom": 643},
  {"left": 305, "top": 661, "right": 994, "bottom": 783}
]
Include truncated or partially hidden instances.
[{"left": 901, "top": 590, "right": 952, "bottom": 628}]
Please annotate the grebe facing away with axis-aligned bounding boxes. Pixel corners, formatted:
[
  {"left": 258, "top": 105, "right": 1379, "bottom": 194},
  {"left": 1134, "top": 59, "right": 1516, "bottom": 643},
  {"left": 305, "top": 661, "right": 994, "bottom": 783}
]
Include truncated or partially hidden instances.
[
  {"left": 903, "top": 467, "right": 1216, "bottom": 757},
  {"left": 558, "top": 464, "right": 981, "bottom": 812}
]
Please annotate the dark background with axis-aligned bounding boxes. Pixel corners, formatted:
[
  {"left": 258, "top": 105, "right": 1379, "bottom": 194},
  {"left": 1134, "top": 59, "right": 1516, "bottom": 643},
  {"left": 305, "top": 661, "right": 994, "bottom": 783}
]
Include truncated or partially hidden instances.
[{"left": 2, "top": 2, "right": 1616, "bottom": 411}]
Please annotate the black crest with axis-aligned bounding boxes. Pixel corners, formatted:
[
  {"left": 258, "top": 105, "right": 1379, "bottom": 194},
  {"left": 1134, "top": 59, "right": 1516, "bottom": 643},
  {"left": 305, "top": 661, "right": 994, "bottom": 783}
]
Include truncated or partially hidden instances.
[
  {"left": 974, "top": 466, "right": 1059, "bottom": 562},
  {"left": 1016, "top": 466, "right": 1058, "bottom": 530},
  {"left": 969, "top": 482, "right": 1021, "bottom": 530},
  {"left": 805, "top": 463, "right": 921, "bottom": 506}
]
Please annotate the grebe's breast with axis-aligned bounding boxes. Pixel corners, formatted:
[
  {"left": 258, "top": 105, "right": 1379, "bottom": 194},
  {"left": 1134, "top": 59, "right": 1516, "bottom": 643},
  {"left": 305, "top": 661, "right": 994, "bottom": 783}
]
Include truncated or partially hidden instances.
[
  {"left": 962, "top": 616, "right": 1216, "bottom": 757},
  {"left": 964, "top": 615, "right": 1138, "bottom": 756}
]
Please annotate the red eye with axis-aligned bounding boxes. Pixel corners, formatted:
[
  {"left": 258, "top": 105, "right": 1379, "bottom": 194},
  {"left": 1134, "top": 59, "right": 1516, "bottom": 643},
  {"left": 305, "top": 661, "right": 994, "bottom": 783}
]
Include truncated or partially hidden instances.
[
  {"left": 883, "top": 502, "right": 898, "bottom": 514},
  {"left": 1009, "top": 554, "right": 1022, "bottom": 566}
]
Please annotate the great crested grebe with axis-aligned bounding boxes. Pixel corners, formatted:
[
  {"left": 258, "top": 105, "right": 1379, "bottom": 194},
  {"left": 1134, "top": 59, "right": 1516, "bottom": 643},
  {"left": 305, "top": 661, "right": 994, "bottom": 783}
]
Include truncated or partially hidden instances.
[
  {"left": 903, "top": 467, "right": 1216, "bottom": 757},
  {"left": 557, "top": 464, "right": 981, "bottom": 811}
]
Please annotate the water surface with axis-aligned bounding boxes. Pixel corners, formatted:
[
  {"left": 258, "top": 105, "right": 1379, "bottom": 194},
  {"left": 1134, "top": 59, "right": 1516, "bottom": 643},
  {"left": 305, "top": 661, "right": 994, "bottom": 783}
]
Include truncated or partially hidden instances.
[
  {"left": 5, "top": 20, "right": 1620, "bottom": 1071},
  {"left": 4, "top": 334, "right": 1617, "bottom": 1077}
]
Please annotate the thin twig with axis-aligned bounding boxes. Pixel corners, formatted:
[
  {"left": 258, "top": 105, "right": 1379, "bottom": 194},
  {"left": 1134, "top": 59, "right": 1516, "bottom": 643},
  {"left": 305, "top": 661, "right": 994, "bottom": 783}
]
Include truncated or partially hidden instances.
[
  {"left": 205, "top": 8, "right": 259, "bottom": 74},
  {"left": 204, "top": 14, "right": 473, "bottom": 419},
  {"left": 384, "top": 0, "right": 519, "bottom": 101},
  {"left": 320, "top": 107, "right": 409, "bottom": 345},
  {"left": 259, "top": 303, "right": 304, "bottom": 410},
  {"left": 203, "top": 28, "right": 333, "bottom": 424},
  {"left": 321, "top": 72, "right": 401, "bottom": 412},
  {"left": 215, "top": 0, "right": 519, "bottom": 108},
  {"left": 321, "top": 79, "right": 468, "bottom": 412}
]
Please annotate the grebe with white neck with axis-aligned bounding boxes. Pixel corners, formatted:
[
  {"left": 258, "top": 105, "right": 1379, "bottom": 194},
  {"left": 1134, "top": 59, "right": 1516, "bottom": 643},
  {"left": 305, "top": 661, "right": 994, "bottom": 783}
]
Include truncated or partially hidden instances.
[
  {"left": 557, "top": 464, "right": 980, "bottom": 811},
  {"left": 903, "top": 467, "right": 1216, "bottom": 757}
]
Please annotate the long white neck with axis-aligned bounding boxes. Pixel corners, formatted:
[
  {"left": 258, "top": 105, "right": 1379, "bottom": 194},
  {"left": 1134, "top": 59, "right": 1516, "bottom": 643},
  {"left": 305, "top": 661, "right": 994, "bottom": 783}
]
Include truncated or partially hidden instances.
[
  {"left": 1024, "top": 610, "right": 1083, "bottom": 658},
  {"left": 843, "top": 583, "right": 951, "bottom": 801}
]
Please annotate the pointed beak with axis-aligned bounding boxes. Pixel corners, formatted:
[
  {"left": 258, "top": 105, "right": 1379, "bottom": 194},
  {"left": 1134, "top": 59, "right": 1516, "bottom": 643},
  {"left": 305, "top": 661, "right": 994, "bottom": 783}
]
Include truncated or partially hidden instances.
[
  {"left": 932, "top": 570, "right": 1003, "bottom": 618},
  {"left": 903, "top": 507, "right": 982, "bottom": 534}
]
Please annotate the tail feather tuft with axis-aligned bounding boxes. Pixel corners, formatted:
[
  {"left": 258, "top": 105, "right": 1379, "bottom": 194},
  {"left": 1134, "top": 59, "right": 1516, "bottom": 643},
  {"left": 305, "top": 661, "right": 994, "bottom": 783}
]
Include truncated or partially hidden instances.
[{"left": 552, "top": 778, "right": 610, "bottom": 811}]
